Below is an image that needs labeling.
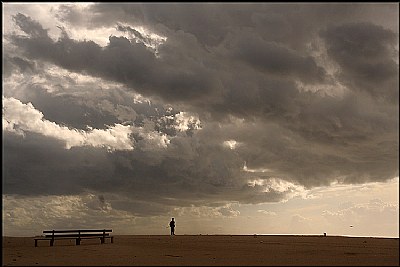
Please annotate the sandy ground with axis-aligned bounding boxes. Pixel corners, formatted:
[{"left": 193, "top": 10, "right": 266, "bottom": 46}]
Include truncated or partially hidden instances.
[{"left": 2, "top": 235, "right": 399, "bottom": 266}]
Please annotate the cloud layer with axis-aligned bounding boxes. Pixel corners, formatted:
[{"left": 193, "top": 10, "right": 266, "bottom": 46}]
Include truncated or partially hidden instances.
[{"left": 2, "top": 3, "right": 398, "bottom": 231}]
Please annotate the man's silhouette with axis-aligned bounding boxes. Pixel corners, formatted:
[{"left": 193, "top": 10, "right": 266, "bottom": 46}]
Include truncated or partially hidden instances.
[{"left": 169, "top": 218, "right": 175, "bottom": 235}]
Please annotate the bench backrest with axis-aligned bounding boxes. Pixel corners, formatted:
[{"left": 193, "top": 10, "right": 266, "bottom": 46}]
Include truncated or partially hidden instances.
[{"left": 43, "top": 229, "right": 112, "bottom": 234}]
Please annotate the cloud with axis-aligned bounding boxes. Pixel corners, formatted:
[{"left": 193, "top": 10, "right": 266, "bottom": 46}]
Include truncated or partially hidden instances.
[
  {"left": 322, "top": 198, "right": 399, "bottom": 236},
  {"left": 257, "top": 210, "right": 277, "bottom": 216},
  {"left": 173, "top": 203, "right": 240, "bottom": 218},
  {"left": 2, "top": 193, "right": 135, "bottom": 236},
  {"left": 3, "top": 96, "right": 134, "bottom": 150},
  {"left": 8, "top": 13, "right": 221, "bottom": 104},
  {"left": 230, "top": 30, "right": 327, "bottom": 84},
  {"left": 116, "top": 23, "right": 166, "bottom": 52},
  {"left": 2, "top": 4, "right": 399, "bottom": 235},
  {"left": 75, "top": 4, "right": 397, "bottom": 48},
  {"left": 321, "top": 22, "right": 399, "bottom": 103}
]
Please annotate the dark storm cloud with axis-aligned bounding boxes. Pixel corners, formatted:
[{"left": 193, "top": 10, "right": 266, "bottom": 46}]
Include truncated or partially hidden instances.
[
  {"left": 9, "top": 13, "right": 221, "bottom": 103},
  {"left": 321, "top": 22, "right": 399, "bottom": 103},
  {"left": 3, "top": 4, "right": 399, "bottom": 213},
  {"left": 8, "top": 56, "right": 36, "bottom": 72},
  {"left": 59, "top": 3, "right": 398, "bottom": 50},
  {"left": 12, "top": 12, "right": 49, "bottom": 38},
  {"left": 8, "top": 12, "right": 321, "bottom": 120},
  {"left": 2, "top": 63, "right": 180, "bottom": 133},
  {"left": 3, "top": 131, "right": 104, "bottom": 196},
  {"left": 3, "top": 125, "right": 286, "bottom": 215},
  {"left": 3, "top": 55, "right": 35, "bottom": 77},
  {"left": 231, "top": 32, "right": 327, "bottom": 84}
]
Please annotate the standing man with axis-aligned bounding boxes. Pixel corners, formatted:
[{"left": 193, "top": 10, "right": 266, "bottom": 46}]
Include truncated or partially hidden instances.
[{"left": 169, "top": 218, "right": 175, "bottom": 235}]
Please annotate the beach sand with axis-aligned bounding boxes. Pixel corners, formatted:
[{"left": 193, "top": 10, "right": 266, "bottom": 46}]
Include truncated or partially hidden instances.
[{"left": 2, "top": 235, "right": 399, "bottom": 266}]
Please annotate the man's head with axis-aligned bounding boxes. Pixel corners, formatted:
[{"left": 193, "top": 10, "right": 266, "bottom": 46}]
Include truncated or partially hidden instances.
[{"left": 172, "top": 218, "right": 174, "bottom": 221}]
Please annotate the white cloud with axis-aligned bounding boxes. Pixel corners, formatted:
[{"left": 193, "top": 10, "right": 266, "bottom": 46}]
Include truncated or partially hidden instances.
[
  {"left": 246, "top": 177, "right": 308, "bottom": 200},
  {"left": 247, "top": 178, "right": 266, "bottom": 187},
  {"left": 83, "top": 124, "right": 134, "bottom": 150},
  {"left": 115, "top": 23, "right": 167, "bottom": 55},
  {"left": 3, "top": 96, "right": 134, "bottom": 150},
  {"left": 174, "top": 111, "right": 202, "bottom": 132},
  {"left": 243, "top": 162, "right": 272, "bottom": 173},
  {"left": 136, "top": 130, "right": 171, "bottom": 149},
  {"left": 132, "top": 119, "right": 171, "bottom": 150},
  {"left": 2, "top": 63, "right": 133, "bottom": 106},
  {"left": 257, "top": 210, "right": 277, "bottom": 216},
  {"left": 223, "top": 139, "right": 240, "bottom": 150},
  {"left": 2, "top": 116, "right": 24, "bottom": 135}
]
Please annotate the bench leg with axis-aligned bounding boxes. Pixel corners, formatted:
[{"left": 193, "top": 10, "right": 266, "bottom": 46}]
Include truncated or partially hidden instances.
[
  {"left": 50, "top": 239, "right": 54, "bottom": 246},
  {"left": 76, "top": 238, "right": 81, "bottom": 245},
  {"left": 111, "top": 237, "right": 114, "bottom": 243},
  {"left": 100, "top": 237, "right": 104, "bottom": 244},
  {"left": 35, "top": 240, "right": 38, "bottom": 247}
]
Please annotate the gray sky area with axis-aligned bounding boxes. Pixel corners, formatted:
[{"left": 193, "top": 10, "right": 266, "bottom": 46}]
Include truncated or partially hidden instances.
[{"left": 2, "top": 3, "right": 399, "bottom": 237}]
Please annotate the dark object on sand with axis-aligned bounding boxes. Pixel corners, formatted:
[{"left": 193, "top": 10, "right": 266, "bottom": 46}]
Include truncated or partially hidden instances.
[{"left": 34, "top": 229, "right": 113, "bottom": 247}]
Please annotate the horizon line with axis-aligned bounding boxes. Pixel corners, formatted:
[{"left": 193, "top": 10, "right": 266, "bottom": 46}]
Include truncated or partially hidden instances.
[{"left": 4, "top": 234, "right": 399, "bottom": 239}]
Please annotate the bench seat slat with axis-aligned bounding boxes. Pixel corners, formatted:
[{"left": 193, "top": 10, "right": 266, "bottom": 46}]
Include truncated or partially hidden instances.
[{"left": 44, "top": 233, "right": 110, "bottom": 238}]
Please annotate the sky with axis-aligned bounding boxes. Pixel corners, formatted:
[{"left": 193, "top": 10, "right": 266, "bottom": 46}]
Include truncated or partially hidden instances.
[{"left": 2, "top": 3, "right": 399, "bottom": 238}]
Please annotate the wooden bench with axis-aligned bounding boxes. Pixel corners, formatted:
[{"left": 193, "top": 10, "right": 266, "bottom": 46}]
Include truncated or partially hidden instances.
[{"left": 34, "top": 229, "right": 113, "bottom": 247}]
